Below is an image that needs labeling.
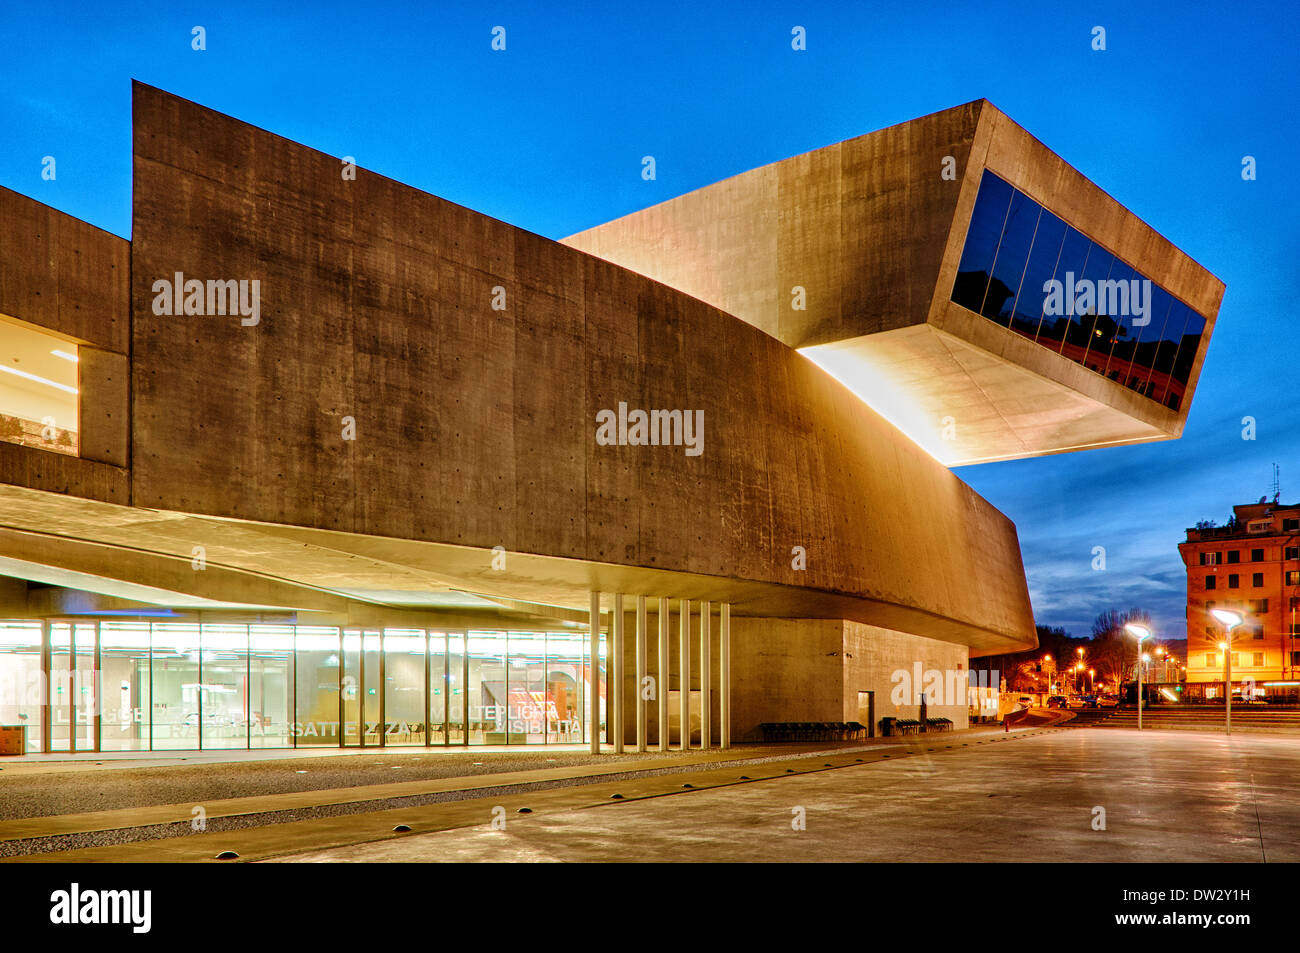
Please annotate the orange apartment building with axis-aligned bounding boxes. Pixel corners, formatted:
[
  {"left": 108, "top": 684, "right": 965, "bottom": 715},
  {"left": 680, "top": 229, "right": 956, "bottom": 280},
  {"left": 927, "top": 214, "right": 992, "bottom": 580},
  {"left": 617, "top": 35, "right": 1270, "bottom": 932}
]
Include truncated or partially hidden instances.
[{"left": 1179, "top": 500, "right": 1300, "bottom": 701}]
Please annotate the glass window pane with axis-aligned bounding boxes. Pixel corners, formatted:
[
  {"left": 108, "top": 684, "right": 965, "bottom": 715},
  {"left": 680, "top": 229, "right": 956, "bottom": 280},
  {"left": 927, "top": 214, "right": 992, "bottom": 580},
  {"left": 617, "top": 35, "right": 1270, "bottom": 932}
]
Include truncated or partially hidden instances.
[
  {"left": 294, "top": 627, "right": 340, "bottom": 746},
  {"left": 151, "top": 623, "right": 200, "bottom": 750},
  {"left": 200, "top": 623, "right": 248, "bottom": 749},
  {"left": 1081, "top": 258, "right": 1131, "bottom": 371},
  {"left": 99, "top": 621, "right": 151, "bottom": 751},
  {"left": 468, "top": 631, "right": 506, "bottom": 744},
  {"left": 0, "top": 621, "right": 43, "bottom": 752},
  {"left": 447, "top": 634, "right": 467, "bottom": 744},
  {"left": 509, "top": 632, "right": 548, "bottom": 744},
  {"left": 73, "top": 623, "right": 95, "bottom": 752},
  {"left": 428, "top": 631, "right": 448, "bottom": 745},
  {"left": 383, "top": 628, "right": 425, "bottom": 745},
  {"left": 250, "top": 625, "right": 293, "bottom": 748},
  {"left": 49, "top": 623, "right": 71, "bottom": 751},
  {"left": 546, "top": 630, "right": 587, "bottom": 744},
  {"left": 951, "top": 171, "right": 1013, "bottom": 314},
  {"left": 1146, "top": 301, "right": 1190, "bottom": 403},
  {"left": 1117, "top": 283, "right": 1172, "bottom": 391},
  {"left": 1165, "top": 307, "right": 1207, "bottom": 409},
  {"left": 985, "top": 191, "right": 1039, "bottom": 324},
  {"left": 1012, "top": 209, "right": 1065, "bottom": 341},
  {"left": 361, "top": 631, "right": 381, "bottom": 745},
  {"left": 0, "top": 316, "right": 79, "bottom": 456},
  {"left": 341, "top": 630, "right": 362, "bottom": 746},
  {"left": 1061, "top": 244, "right": 1114, "bottom": 364},
  {"left": 1038, "top": 227, "right": 1091, "bottom": 348}
]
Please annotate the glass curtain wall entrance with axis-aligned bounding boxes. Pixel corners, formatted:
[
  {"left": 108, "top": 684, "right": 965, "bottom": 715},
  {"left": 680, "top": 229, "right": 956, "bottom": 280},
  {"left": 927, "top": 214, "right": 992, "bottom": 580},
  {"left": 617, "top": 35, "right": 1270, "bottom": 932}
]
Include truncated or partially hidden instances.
[{"left": 0, "top": 621, "right": 605, "bottom": 753}]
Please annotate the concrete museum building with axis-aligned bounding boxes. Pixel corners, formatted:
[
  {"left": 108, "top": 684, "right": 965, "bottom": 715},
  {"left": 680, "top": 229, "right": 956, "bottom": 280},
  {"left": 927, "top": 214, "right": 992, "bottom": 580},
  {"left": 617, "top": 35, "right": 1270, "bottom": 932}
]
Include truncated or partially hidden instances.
[{"left": 0, "top": 86, "right": 1223, "bottom": 754}]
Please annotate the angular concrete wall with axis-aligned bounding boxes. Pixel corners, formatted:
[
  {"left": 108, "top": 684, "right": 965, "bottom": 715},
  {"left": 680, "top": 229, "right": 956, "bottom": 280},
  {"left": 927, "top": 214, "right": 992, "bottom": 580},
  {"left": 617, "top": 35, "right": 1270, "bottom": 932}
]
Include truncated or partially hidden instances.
[
  {"left": 729, "top": 617, "right": 969, "bottom": 741},
  {"left": 564, "top": 101, "right": 983, "bottom": 347},
  {"left": 128, "top": 83, "right": 1034, "bottom": 650}
]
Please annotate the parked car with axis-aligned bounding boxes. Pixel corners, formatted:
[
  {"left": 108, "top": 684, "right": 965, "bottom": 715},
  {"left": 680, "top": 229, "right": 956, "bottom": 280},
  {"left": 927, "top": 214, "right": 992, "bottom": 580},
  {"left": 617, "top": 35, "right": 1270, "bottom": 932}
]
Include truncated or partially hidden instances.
[
  {"left": 1097, "top": 694, "right": 1119, "bottom": 708},
  {"left": 1047, "top": 695, "right": 1068, "bottom": 709}
]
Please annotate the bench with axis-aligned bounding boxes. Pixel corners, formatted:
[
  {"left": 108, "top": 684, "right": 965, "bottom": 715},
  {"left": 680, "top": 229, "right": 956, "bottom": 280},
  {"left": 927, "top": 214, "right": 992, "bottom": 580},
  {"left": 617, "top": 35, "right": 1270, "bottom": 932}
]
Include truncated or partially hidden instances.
[{"left": 759, "top": 721, "right": 869, "bottom": 742}]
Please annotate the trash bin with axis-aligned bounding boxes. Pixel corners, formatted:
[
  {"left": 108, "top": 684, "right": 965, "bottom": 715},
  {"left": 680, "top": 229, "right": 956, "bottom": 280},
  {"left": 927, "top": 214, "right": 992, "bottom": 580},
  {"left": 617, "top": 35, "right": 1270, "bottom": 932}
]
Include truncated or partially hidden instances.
[
  {"left": 0, "top": 725, "right": 27, "bottom": 755},
  {"left": 880, "top": 716, "right": 896, "bottom": 737}
]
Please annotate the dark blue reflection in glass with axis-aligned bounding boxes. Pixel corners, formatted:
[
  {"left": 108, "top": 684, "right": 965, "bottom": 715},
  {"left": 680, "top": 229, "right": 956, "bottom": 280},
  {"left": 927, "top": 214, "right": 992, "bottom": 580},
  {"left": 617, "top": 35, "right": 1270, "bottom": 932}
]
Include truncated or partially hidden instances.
[
  {"left": 1120, "top": 283, "right": 1172, "bottom": 390},
  {"left": 951, "top": 172, "right": 1013, "bottom": 315},
  {"left": 1013, "top": 209, "right": 1066, "bottom": 341},
  {"left": 1076, "top": 252, "right": 1118, "bottom": 371},
  {"left": 1092, "top": 259, "right": 1135, "bottom": 376},
  {"left": 1063, "top": 244, "right": 1113, "bottom": 365},
  {"left": 986, "top": 192, "right": 1038, "bottom": 324},
  {"left": 1038, "top": 227, "right": 1090, "bottom": 349},
  {"left": 1162, "top": 310, "right": 1206, "bottom": 410},
  {"left": 1149, "top": 301, "right": 1189, "bottom": 403},
  {"left": 947, "top": 170, "right": 1208, "bottom": 410}
]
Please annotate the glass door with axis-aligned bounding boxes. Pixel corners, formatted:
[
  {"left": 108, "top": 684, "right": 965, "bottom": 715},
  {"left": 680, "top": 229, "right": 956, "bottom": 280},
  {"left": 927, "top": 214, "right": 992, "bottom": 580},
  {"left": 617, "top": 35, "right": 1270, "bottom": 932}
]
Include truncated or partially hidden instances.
[
  {"left": 48, "top": 624, "right": 72, "bottom": 752},
  {"left": 73, "top": 623, "right": 97, "bottom": 752},
  {"left": 341, "top": 630, "right": 361, "bottom": 746},
  {"left": 447, "top": 633, "right": 467, "bottom": 744},
  {"left": 382, "top": 629, "right": 424, "bottom": 746},
  {"left": 362, "top": 631, "right": 383, "bottom": 746},
  {"left": 342, "top": 630, "right": 385, "bottom": 746},
  {"left": 427, "top": 632, "right": 448, "bottom": 745}
]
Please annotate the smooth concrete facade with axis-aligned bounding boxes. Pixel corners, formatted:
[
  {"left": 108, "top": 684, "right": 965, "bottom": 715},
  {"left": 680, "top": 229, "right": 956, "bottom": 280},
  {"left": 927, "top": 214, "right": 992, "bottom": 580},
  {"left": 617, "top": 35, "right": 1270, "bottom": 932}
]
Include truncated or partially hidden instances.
[
  {"left": 563, "top": 100, "right": 1225, "bottom": 465},
  {"left": 729, "top": 618, "right": 971, "bottom": 741}
]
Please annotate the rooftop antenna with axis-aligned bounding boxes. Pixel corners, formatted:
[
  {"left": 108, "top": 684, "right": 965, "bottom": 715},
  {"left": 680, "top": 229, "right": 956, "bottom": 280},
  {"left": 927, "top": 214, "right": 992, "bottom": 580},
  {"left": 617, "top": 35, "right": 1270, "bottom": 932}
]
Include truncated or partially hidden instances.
[{"left": 1271, "top": 463, "right": 1281, "bottom": 504}]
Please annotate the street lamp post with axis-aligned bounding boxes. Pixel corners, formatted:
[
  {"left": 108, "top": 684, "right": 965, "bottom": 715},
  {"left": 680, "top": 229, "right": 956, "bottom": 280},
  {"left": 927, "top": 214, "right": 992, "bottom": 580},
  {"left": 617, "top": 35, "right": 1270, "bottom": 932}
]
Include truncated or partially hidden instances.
[
  {"left": 1125, "top": 624, "right": 1152, "bottom": 730},
  {"left": 1211, "top": 609, "right": 1244, "bottom": 735}
]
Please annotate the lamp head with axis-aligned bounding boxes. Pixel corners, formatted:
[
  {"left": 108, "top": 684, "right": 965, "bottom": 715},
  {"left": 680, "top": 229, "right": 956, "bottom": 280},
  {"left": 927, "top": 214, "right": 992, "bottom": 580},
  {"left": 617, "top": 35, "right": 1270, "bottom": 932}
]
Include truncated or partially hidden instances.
[
  {"left": 1211, "top": 608, "right": 1244, "bottom": 629},
  {"left": 1124, "top": 622, "right": 1152, "bottom": 641}
]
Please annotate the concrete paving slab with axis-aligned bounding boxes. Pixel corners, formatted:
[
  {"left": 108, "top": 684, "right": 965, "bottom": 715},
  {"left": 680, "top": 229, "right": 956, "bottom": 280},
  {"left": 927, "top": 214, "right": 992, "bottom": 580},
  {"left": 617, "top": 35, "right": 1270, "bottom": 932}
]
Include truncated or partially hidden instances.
[{"left": 262, "top": 729, "right": 1299, "bottom": 863}]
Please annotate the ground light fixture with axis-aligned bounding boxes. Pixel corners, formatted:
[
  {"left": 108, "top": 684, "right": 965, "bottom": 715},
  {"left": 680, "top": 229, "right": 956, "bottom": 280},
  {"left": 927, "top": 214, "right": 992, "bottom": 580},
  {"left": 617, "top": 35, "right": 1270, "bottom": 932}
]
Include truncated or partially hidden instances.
[
  {"left": 1211, "top": 608, "right": 1244, "bottom": 734},
  {"left": 1124, "top": 623, "right": 1152, "bottom": 729}
]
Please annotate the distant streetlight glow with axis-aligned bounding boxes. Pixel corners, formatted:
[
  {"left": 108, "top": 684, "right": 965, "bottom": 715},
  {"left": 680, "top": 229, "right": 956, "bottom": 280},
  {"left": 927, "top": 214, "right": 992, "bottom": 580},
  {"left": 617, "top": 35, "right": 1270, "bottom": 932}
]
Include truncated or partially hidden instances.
[
  {"left": 1211, "top": 609, "right": 1244, "bottom": 734},
  {"left": 1125, "top": 623, "right": 1152, "bottom": 729}
]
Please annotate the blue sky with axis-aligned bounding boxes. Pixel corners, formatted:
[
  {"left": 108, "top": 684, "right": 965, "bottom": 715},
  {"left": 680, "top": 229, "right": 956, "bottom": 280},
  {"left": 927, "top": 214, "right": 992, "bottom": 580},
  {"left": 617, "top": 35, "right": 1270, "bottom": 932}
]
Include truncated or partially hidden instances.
[{"left": 2, "top": 1, "right": 1296, "bottom": 640}]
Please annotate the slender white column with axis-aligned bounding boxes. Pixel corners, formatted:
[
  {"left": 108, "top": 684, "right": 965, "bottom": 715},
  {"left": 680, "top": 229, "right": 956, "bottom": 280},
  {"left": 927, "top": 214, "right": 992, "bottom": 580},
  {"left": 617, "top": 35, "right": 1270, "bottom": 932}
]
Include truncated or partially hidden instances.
[
  {"left": 700, "top": 601, "right": 712, "bottom": 750},
  {"left": 612, "top": 593, "right": 625, "bottom": 753},
  {"left": 635, "top": 595, "right": 648, "bottom": 752},
  {"left": 589, "top": 591, "right": 601, "bottom": 754},
  {"left": 720, "top": 603, "right": 731, "bottom": 750},
  {"left": 657, "top": 597, "right": 670, "bottom": 751},
  {"left": 679, "top": 600, "right": 691, "bottom": 750}
]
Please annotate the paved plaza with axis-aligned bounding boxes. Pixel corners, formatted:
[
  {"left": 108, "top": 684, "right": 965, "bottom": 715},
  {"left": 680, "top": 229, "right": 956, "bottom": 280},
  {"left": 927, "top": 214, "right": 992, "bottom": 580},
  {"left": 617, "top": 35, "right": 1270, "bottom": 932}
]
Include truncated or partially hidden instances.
[{"left": 270, "top": 730, "right": 1297, "bottom": 863}]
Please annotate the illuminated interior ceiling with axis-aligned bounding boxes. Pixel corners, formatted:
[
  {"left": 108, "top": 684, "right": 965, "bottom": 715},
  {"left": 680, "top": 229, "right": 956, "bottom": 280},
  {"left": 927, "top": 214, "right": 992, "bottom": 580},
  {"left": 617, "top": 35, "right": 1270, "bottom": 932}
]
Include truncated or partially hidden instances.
[
  {"left": 800, "top": 324, "right": 1171, "bottom": 467},
  {"left": 0, "top": 312, "right": 79, "bottom": 429}
]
